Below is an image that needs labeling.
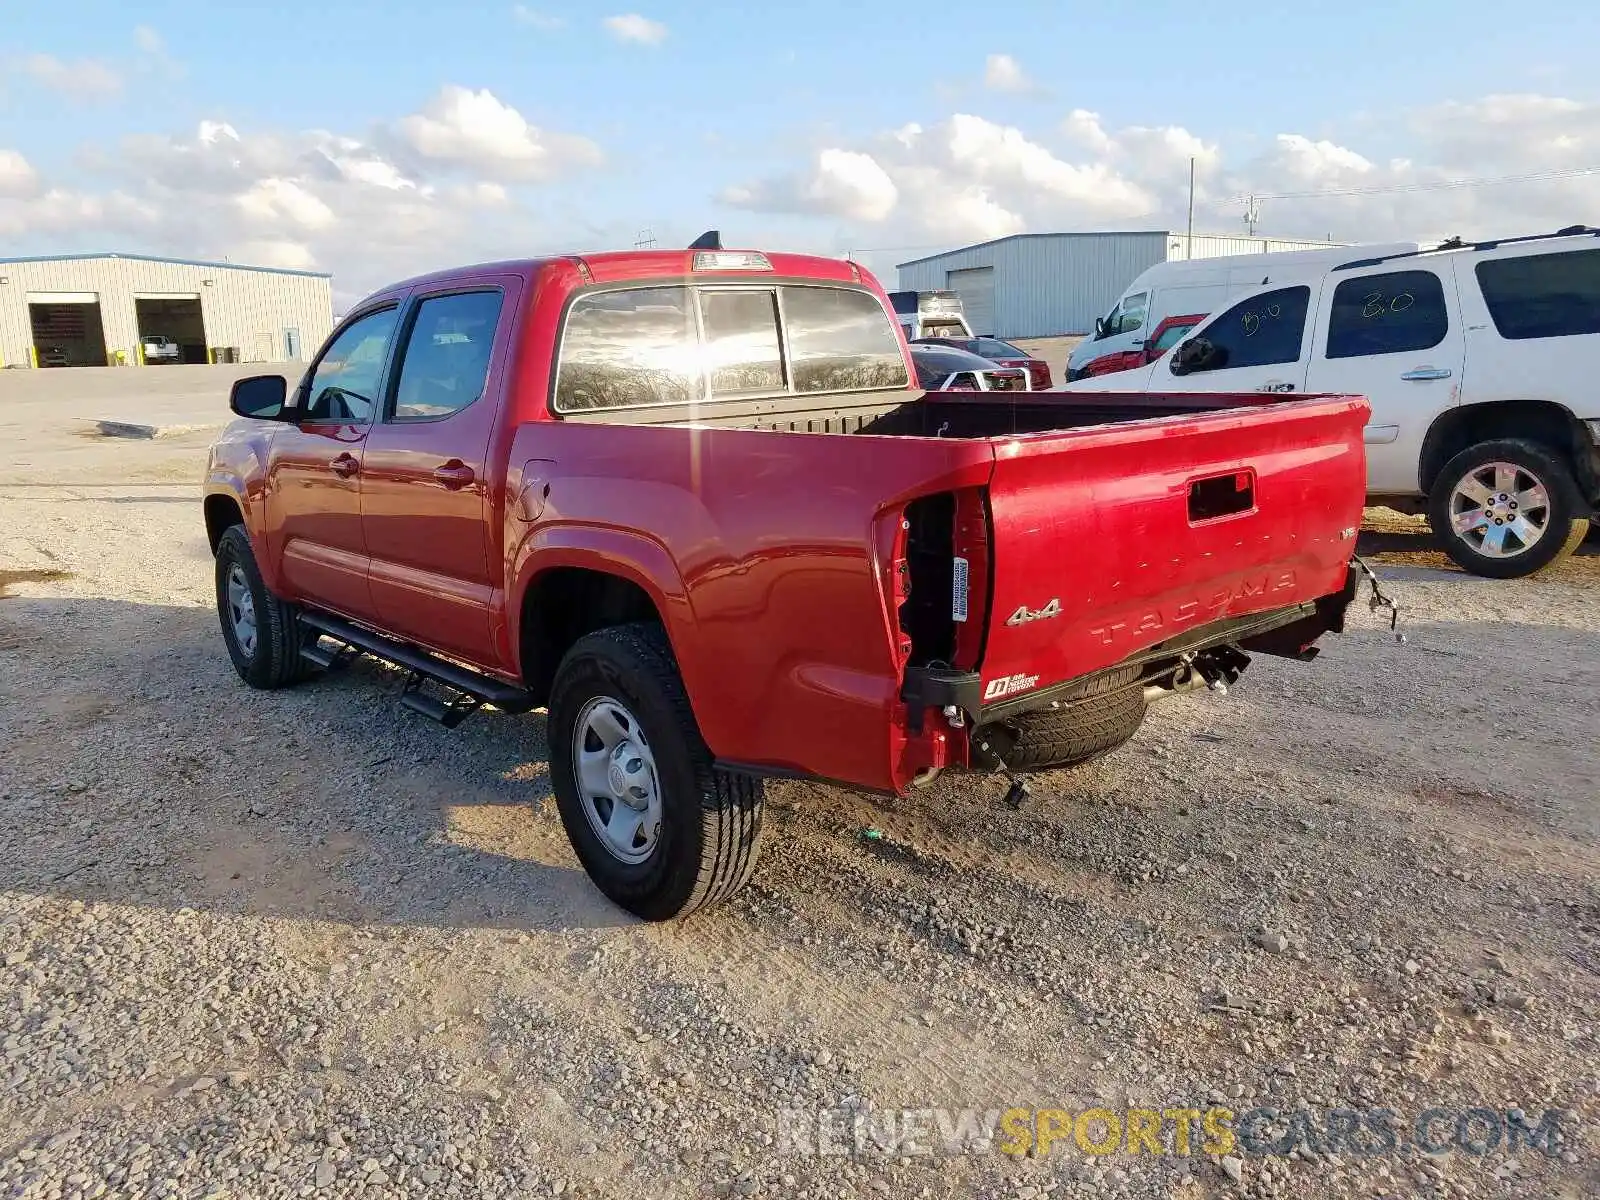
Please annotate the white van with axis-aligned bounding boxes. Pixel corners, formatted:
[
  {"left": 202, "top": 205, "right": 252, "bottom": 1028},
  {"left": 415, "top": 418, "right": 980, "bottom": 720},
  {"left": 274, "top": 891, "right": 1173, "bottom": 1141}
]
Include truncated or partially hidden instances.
[
  {"left": 1065, "top": 243, "right": 1418, "bottom": 381},
  {"left": 1062, "top": 226, "right": 1600, "bottom": 578}
]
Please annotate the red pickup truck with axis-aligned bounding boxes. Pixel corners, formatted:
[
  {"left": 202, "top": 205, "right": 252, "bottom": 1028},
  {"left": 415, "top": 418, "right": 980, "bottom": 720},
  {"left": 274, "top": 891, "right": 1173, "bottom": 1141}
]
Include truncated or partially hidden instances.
[{"left": 204, "top": 241, "right": 1369, "bottom": 920}]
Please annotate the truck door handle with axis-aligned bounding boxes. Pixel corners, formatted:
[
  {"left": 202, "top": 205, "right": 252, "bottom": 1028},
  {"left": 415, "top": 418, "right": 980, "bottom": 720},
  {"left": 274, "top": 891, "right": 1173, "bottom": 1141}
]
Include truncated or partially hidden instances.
[
  {"left": 432, "top": 461, "right": 475, "bottom": 489},
  {"left": 330, "top": 453, "right": 359, "bottom": 478},
  {"left": 1400, "top": 367, "right": 1452, "bottom": 381}
]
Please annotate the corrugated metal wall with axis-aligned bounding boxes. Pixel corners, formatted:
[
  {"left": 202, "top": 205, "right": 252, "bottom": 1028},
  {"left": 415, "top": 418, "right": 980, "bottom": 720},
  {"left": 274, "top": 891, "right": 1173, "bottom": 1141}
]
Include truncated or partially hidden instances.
[
  {"left": 898, "top": 232, "right": 1342, "bottom": 339},
  {"left": 1173, "top": 234, "right": 1341, "bottom": 261},
  {"left": 0, "top": 255, "right": 334, "bottom": 368}
]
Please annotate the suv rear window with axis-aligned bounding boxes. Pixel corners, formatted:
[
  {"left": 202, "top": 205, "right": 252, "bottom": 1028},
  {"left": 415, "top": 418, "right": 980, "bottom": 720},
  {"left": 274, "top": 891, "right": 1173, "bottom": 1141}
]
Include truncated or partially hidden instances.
[
  {"left": 554, "top": 284, "right": 907, "bottom": 412},
  {"left": 1476, "top": 248, "right": 1600, "bottom": 340}
]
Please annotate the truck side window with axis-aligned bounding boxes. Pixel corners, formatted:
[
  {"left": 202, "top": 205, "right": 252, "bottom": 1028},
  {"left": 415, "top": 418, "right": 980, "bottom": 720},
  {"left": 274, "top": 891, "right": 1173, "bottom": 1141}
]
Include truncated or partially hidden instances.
[
  {"left": 391, "top": 291, "right": 504, "bottom": 421},
  {"left": 1475, "top": 248, "right": 1600, "bottom": 340},
  {"left": 700, "top": 289, "right": 784, "bottom": 398},
  {"left": 302, "top": 307, "right": 399, "bottom": 423},
  {"left": 781, "top": 287, "right": 909, "bottom": 392},
  {"left": 1178, "top": 286, "right": 1310, "bottom": 373},
  {"left": 556, "top": 287, "right": 699, "bottom": 411},
  {"left": 1098, "top": 292, "right": 1148, "bottom": 339},
  {"left": 1325, "top": 270, "right": 1447, "bottom": 359}
]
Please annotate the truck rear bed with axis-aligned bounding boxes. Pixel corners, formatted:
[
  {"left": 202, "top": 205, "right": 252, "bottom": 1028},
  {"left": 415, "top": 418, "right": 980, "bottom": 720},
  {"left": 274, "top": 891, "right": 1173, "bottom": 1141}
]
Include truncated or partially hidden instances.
[{"left": 537, "top": 387, "right": 1367, "bottom": 791}]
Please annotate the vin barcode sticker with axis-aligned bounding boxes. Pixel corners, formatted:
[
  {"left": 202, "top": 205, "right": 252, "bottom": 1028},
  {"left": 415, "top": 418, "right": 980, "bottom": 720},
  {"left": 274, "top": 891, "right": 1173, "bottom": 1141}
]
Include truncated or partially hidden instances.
[{"left": 952, "top": 556, "right": 970, "bottom": 622}]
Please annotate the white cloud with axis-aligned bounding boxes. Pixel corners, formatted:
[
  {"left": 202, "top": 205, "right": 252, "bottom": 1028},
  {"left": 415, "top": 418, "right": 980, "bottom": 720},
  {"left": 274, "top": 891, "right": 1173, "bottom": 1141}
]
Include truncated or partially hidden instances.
[
  {"left": 236, "top": 178, "right": 338, "bottom": 232},
  {"left": 512, "top": 5, "right": 565, "bottom": 29},
  {"left": 133, "top": 25, "right": 164, "bottom": 54},
  {"left": 395, "top": 85, "right": 602, "bottom": 181},
  {"left": 0, "top": 149, "right": 40, "bottom": 199},
  {"left": 983, "top": 54, "right": 1034, "bottom": 94},
  {"left": 603, "top": 14, "right": 668, "bottom": 45},
  {"left": 20, "top": 53, "right": 123, "bottom": 100},
  {"left": 944, "top": 114, "right": 1153, "bottom": 212},
  {"left": 721, "top": 92, "right": 1600, "bottom": 251},
  {"left": 232, "top": 239, "right": 318, "bottom": 272},
  {"left": 0, "top": 102, "right": 602, "bottom": 303},
  {"left": 723, "top": 148, "right": 898, "bottom": 222},
  {"left": 1061, "top": 109, "right": 1113, "bottom": 156},
  {"left": 198, "top": 120, "right": 240, "bottom": 146}
]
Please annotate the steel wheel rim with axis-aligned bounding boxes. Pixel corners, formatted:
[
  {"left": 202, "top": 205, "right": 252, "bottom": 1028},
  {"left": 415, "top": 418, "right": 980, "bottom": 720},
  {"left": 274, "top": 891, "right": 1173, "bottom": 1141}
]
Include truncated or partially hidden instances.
[
  {"left": 225, "top": 564, "right": 258, "bottom": 658},
  {"left": 572, "top": 696, "right": 662, "bottom": 865},
  {"left": 1448, "top": 461, "right": 1551, "bottom": 559}
]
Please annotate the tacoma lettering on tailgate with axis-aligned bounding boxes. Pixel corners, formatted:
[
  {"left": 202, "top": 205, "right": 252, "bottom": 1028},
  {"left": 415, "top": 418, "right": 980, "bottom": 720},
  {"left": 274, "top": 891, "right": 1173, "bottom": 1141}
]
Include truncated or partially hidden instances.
[{"left": 1088, "top": 570, "right": 1298, "bottom": 647}]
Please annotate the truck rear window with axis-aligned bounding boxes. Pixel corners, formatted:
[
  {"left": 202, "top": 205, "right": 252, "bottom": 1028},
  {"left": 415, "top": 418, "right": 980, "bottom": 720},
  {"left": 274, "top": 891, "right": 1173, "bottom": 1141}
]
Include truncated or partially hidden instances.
[
  {"left": 554, "top": 287, "right": 699, "bottom": 412},
  {"left": 1475, "top": 248, "right": 1600, "bottom": 340},
  {"left": 554, "top": 284, "right": 908, "bottom": 413},
  {"left": 783, "top": 287, "right": 909, "bottom": 393}
]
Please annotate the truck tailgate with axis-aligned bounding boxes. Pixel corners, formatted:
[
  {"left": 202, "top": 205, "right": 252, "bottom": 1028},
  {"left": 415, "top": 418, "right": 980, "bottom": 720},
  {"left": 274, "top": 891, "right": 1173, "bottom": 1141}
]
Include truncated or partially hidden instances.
[{"left": 977, "top": 395, "right": 1368, "bottom": 704}]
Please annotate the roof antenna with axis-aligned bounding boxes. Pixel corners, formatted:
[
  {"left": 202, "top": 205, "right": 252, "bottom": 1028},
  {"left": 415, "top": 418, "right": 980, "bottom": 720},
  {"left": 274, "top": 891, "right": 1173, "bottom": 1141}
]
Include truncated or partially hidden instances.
[{"left": 688, "top": 230, "right": 722, "bottom": 251}]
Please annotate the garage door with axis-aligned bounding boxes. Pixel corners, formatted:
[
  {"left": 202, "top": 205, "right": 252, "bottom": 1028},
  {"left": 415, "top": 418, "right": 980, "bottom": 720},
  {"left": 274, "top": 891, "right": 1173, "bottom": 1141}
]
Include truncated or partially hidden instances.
[{"left": 946, "top": 267, "right": 995, "bottom": 336}]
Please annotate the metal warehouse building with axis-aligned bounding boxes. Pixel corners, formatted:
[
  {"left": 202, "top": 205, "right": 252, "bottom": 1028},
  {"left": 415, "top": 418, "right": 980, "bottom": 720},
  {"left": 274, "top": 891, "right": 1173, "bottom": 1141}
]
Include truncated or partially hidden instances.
[
  {"left": 897, "top": 231, "right": 1342, "bottom": 340},
  {"left": 0, "top": 253, "right": 334, "bottom": 369}
]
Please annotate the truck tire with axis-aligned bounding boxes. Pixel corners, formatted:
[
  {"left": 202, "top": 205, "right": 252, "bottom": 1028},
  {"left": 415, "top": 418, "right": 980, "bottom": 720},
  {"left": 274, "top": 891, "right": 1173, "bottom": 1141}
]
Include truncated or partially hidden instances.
[
  {"left": 974, "top": 665, "right": 1147, "bottom": 773},
  {"left": 214, "top": 525, "right": 315, "bottom": 689},
  {"left": 1427, "top": 439, "right": 1589, "bottom": 579},
  {"left": 547, "top": 623, "right": 764, "bottom": 921}
]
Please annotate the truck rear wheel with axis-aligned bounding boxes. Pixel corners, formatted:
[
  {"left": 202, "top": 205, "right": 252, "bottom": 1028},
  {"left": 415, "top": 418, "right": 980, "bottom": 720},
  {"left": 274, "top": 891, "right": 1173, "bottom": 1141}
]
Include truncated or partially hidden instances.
[
  {"left": 214, "top": 526, "right": 315, "bottom": 689},
  {"left": 1427, "top": 439, "right": 1589, "bottom": 579},
  {"left": 973, "top": 665, "right": 1147, "bottom": 773},
  {"left": 547, "top": 623, "right": 764, "bottom": 921}
]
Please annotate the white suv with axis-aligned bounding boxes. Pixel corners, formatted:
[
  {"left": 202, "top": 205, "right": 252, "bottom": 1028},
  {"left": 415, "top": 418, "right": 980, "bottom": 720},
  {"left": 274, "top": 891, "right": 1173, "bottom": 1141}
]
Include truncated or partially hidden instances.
[{"left": 1064, "top": 226, "right": 1600, "bottom": 578}]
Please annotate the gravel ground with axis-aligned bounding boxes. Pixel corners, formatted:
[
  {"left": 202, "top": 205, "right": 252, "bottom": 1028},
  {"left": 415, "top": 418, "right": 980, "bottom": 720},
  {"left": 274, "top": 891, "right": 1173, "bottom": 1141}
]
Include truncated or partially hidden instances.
[{"left": 1, "top": 404, "right": 1598, "bottom": 1200}]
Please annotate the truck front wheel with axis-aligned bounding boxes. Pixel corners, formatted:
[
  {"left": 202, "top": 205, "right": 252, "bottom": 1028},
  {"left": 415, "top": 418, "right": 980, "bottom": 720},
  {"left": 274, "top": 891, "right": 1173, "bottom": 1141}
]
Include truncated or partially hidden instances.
[
  {"left": 547, "top": 623, "right": 765, "bottom": 921},
  {"left": 214, "top": 526, "right": 315, "bottom": 689},
  {"left": 1427, "top": 439, "right": 1589, "bottom": 578}
]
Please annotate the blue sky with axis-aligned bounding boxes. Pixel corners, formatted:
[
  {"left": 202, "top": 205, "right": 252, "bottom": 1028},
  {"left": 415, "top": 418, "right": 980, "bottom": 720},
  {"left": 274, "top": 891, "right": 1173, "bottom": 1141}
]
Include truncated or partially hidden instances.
[{"left": 4, "top": 1, "right": 1599, "bottom": 299}]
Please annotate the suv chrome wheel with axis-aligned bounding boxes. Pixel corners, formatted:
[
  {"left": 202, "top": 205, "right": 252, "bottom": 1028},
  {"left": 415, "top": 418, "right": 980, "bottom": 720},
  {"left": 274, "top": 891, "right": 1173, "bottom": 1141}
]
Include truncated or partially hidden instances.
[
  {"left": 572, "top": 696, "right": 662, "bottom": 864},
  {"left": 1448, "top": 460, "right": 1551, "bottom": 560}
]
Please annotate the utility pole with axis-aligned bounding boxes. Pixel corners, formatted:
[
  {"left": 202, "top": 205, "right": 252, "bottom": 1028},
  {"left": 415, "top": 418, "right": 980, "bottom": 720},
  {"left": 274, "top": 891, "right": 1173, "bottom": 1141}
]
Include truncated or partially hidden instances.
[
  {"left": 1185, "top": 157, "right": 1196, "bottom": 259},
  {"left": 1243, "top": 195, "right": 1261, "bottom": 238}
]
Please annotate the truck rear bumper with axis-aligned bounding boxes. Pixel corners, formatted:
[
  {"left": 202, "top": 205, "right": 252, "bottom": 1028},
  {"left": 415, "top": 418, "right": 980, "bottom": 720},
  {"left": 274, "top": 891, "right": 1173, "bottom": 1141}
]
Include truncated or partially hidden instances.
[{"left": 901, "top": 564, "right": 1360, "bottom": 767}]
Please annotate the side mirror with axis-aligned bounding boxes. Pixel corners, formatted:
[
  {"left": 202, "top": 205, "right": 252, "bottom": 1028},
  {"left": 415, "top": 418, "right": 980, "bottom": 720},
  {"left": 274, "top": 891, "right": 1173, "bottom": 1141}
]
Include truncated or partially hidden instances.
[
  {"left": 1093, "top": 317, "right": 1106, "bottom": 338},
  {"left": 229, "top": 374, "right": 290, "bottom": 420}
]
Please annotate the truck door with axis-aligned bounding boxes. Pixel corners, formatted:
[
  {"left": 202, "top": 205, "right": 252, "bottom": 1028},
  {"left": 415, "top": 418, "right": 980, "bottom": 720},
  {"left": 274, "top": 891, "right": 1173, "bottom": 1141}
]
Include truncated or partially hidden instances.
[
  {"left": 1155, "top": 282, "right": 1317, "bottom": 398},
  {"left": 266, "top": 304, "right": 401, "bottom": 620},
  {"left": 359, "top": 281, "right": 518, "bottom": 668},
  {"left": 1302, "top": 263, "right": 1462, "bottom": 494}
]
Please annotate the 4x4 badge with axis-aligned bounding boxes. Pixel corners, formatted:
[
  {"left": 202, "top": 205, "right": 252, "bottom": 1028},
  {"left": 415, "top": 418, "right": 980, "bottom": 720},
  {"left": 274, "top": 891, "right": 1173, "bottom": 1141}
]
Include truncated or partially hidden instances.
[{"left": 1006, "top": 598, "right": 1061, "bottom": 626}]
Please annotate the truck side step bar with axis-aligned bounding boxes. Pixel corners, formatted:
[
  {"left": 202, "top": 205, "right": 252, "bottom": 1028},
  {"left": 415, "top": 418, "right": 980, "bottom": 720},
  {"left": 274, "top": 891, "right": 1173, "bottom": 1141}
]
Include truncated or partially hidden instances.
[{"left": 296, "top": 610, "right": 536, "bottom": 728}]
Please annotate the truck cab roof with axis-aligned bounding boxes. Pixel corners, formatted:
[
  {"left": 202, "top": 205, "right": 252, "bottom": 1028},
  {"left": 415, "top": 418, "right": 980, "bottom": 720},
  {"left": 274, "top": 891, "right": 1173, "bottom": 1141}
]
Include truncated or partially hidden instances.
[{"left": 363, "top": 250, "right": 868, "bottom": 310}]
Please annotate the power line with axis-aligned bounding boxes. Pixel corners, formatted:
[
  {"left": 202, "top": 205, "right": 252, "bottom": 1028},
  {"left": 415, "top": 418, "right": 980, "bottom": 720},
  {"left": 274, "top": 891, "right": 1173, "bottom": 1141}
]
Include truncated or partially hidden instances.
[{"left": 1220, "top": 163, "right": 1600, "bottom": 204}]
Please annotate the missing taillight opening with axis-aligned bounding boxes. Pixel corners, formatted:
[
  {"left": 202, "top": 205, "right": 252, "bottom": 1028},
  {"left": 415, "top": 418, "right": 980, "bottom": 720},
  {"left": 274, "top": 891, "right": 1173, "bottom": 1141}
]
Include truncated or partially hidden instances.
[{"left": 898, "top": 494, "right": 957, "bottom": 668}]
